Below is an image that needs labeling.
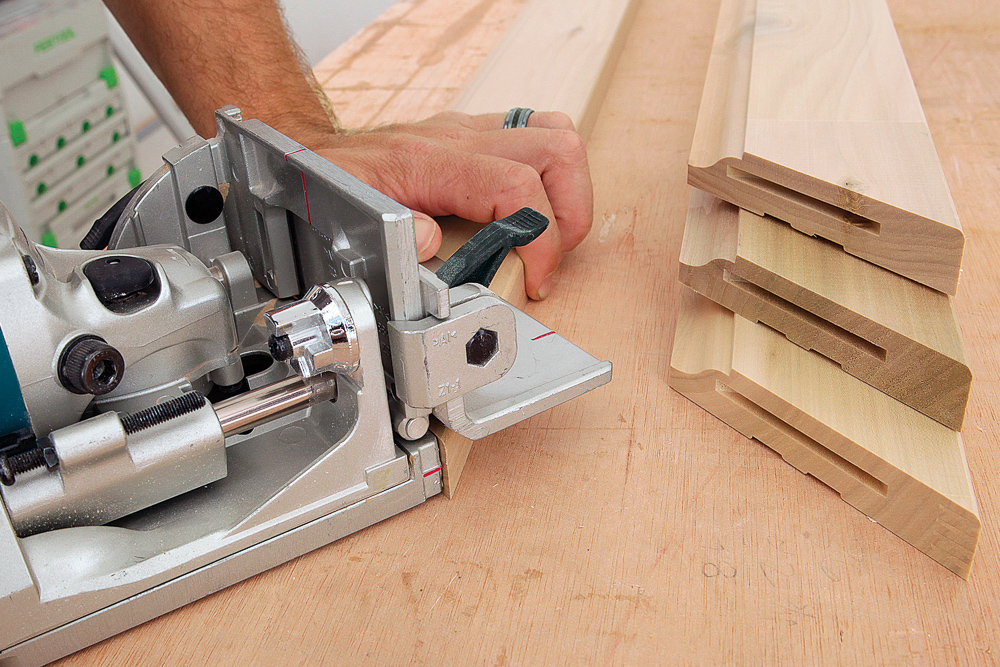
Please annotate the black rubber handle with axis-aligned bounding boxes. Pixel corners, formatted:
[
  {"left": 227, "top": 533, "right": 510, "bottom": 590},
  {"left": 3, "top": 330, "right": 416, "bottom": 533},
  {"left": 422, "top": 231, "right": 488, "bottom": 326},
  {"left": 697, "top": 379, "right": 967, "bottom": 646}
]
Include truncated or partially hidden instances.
[{"left": 435, "top": 208, "right": 549, "bottom": 288}]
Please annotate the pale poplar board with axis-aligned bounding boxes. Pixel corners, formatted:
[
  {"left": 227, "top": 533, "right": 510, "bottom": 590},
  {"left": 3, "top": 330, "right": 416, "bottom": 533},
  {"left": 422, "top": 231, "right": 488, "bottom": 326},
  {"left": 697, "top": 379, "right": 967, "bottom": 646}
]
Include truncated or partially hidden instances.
[
  {"left": 669, "top": 288, "right": 980, "bottom": 577},
  {"left": 450, "top": 0, "right": 639, "bottom": 138},
  {"left": 688, "top": 0, "right": 964, "bottom": 294},
  {"left": 680, "top": 189, "right": 971, "bottom": 429},
  {"left": 435, "top": 0, "right": 638, "bottom": 496},
  {"left": 318, "top": 0, "right": 638, "bottom": 498}
]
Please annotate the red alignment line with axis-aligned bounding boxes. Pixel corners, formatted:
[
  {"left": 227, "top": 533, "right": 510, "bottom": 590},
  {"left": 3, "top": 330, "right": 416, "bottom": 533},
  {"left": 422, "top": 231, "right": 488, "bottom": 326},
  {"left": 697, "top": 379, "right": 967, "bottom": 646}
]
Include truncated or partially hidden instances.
[
  {"left": 283, "top": 148, "right": 307, "bottom": 160},
  {"left": 423, "top": 467, "right": 442, "bottom": 478},
  {"left": 531, "top": 331, "right": 556, "bottom": 341},
  {"left": 300, "top": 170, "right": 312, "bottom": 224}
]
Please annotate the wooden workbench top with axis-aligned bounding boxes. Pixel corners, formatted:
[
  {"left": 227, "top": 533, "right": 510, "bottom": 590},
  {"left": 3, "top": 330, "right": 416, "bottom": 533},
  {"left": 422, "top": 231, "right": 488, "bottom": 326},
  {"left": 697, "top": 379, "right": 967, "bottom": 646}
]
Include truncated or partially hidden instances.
[{"left": 61, "top": 0, "right": 1000, "bottom": 664}]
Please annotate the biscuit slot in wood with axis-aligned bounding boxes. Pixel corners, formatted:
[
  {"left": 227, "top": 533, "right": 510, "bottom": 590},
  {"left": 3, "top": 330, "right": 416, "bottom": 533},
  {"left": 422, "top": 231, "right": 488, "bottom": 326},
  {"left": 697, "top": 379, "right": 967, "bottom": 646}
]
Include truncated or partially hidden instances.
[
  {"left": 717, "top": 383, "right": 889, "bottom": 497},
  {"left": 723, "top": 270, "right": 888, "bottom": 362},
  {"left": 726, "top": 166, "right": 882, "bottom": 235}
]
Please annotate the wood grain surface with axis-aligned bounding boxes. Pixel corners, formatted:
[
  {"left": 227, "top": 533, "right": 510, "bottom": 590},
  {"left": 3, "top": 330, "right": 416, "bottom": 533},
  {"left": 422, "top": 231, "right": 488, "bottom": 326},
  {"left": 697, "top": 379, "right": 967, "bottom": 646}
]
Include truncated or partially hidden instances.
[
  {"left": 680, "top": 189, "right": 971, "bottom": 429},
  {"left": 689, "top": 0, "right": 965, "bottom": 294},
  {"left": 57, "top": 0, "right": 1000, "bottom": 664},
  {"left": 669, "top": 287, "right": 979, "bottom": 577},
  {"left": 450, "top": 0, "right": 638, "bottom": 138}
]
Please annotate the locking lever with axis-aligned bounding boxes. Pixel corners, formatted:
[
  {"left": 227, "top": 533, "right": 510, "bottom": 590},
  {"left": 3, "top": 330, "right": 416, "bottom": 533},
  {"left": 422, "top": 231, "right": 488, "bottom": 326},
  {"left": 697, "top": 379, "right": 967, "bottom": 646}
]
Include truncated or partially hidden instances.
[{"left": 435, "top": 208, "right": 548, "bottom": 288}]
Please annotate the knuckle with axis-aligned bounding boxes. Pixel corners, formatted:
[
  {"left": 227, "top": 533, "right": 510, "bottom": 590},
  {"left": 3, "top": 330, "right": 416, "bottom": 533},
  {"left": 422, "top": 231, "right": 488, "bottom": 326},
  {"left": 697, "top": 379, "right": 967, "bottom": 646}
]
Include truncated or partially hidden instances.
[
  {"left": 414, "top": 113, "right": 473, "bottom": 144},
  {"left": 545, "top": 111, "right": 576, "bottom": 131},
  {"left": 435, "top": 110, "right": 468, "bottom": 125},
  {"left": 550, "top": 129, "right": 587, "bottom": 163},
  {"left": 396, "top": 136, "right": 437, "bottom": 163},
  {"left": 498, "top": 162, "right": 545, "bottom": 202},
  {"left": 438, "top": 129, "right": 472, "bottom": 145}
]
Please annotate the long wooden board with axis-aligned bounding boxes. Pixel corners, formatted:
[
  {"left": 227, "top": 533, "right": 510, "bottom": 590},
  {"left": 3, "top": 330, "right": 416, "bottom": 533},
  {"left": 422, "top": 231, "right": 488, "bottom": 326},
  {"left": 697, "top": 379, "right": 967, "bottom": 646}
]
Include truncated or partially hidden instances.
[
  {"left": 442, "top": 0, "right": 639, "bottom": 313},
  {"left": 688, "top": 0, "right": 964, "bottom": 294},
  {"left": 450, "top": 0, "right": 638, "bottom": 138},
  {"left": 435, "top": 0, "right": 638, "bottom": 496},
  {"left": 680, "top": 189, "right": 971, "bottom": 429},
  {"left": 669, "top": 288, "right": 980, "bottom": 577}
]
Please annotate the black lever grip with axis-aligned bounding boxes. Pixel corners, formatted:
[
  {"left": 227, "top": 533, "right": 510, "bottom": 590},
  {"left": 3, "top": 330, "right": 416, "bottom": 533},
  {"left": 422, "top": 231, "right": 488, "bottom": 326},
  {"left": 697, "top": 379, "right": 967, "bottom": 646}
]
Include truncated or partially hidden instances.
[
  {"left": 79, "top": 184, "right": 141, "bottom": 250},
  {"left": 435, "top": 208, "right": 549, "bottom": 288}
]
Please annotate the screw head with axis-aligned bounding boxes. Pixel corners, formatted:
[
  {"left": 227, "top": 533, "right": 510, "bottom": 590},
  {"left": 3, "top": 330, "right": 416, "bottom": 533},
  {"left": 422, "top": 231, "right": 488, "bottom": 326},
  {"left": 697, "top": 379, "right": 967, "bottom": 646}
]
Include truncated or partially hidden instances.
[
  {"left": 466, "top": 328, "right": 499, "bottom": 367},
  {"left": 58, "top": 336, "right": 125, "bottom": 395}
]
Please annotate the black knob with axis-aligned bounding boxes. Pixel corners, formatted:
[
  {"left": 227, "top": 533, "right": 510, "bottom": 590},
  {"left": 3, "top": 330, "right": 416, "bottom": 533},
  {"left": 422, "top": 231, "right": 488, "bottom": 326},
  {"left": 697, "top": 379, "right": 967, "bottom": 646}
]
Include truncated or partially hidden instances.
[
  {"left": 83, "top": 255, "right": 160, "bottom": 312},
  {"left": 268, "top": 334, "right": 293, "bottom": 361},
  {"left": 185, "top": 185, "right": 225, "bottom": 224},
  {"left": 58, "top": 336, "right": 125, "bottom": 395}
]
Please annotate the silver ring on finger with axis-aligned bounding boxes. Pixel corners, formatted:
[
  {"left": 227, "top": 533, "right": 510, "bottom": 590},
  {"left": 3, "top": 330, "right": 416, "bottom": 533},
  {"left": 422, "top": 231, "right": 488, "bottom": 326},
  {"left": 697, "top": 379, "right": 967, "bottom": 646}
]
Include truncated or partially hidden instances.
[{"left": 503, "top": 107, "right": 534, "bottom": 129}]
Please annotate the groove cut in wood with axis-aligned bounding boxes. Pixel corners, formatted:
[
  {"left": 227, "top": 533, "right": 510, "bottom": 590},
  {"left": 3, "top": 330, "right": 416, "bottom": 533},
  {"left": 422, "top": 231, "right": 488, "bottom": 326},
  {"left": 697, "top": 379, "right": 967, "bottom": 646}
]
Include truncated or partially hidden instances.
[
  {"left": 668, "top": 288, "right": 980, "bottom": 578},
  {"left": 433, "top": 0, "right": 638, "bottom": 497},
  {"left": 680, "top": 189, "right": 971, "bottom": 429},
  {"left": 688, "top": 0, "right": 964, "bottom": 294}
]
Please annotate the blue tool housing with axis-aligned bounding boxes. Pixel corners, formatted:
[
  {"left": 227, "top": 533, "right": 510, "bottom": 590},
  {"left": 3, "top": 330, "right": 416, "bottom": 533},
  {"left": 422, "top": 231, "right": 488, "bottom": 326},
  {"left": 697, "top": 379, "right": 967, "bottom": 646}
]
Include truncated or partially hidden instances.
[{"left": 0, "top": 325, "right": 29, "bottom": 438}]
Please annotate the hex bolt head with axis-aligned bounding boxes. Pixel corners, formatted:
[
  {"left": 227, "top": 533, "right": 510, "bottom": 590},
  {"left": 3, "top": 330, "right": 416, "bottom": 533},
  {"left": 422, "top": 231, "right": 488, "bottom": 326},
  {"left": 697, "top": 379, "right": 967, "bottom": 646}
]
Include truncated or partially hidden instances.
[
  {"left": 58, "top": 336, "right": 125, "bottom": 395},
  {"left": 466, "top": 328, "right": 499, "bottom": 366}
]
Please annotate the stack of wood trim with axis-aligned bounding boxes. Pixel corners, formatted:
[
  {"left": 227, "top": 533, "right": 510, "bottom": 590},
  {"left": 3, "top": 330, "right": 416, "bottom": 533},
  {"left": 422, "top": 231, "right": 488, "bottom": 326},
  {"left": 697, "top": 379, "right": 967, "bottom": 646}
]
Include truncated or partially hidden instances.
[
  {"left": 679, "top": 190, "right": 971, "bottom": 430},
  {"left": 670, "top": 290, "right": 979, "bottom": 578},
  {"left": 670, "top": 0, "right": 980, "bottom": 576}
]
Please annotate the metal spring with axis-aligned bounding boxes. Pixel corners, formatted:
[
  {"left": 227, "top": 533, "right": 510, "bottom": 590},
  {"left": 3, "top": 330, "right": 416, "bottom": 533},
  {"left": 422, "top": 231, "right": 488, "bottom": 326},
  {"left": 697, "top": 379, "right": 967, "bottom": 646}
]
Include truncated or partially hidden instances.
[{"left": 120, "top": 392, "right": 206, "bottom": 434}]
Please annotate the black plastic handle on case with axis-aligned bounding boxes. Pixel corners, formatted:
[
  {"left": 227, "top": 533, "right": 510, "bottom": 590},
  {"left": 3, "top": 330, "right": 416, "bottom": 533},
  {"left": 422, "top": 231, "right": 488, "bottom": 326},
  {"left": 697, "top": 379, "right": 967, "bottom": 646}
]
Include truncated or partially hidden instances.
[{"left": 435, "top": 208, "right": 549, "bottom": 288}]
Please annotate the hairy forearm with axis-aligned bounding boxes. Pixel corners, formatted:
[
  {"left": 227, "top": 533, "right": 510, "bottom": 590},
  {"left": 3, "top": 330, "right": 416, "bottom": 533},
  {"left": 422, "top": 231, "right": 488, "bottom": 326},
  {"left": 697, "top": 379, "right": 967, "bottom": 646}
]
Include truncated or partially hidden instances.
[{"left": 104, "top": 0, "right": 337, "bottom": 145}]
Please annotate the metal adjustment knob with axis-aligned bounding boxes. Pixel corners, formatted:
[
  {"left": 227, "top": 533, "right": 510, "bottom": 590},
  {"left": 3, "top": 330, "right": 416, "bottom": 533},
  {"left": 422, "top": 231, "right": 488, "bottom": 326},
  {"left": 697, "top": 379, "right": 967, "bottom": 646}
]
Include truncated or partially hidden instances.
[
  {"left": 264, "top": 283, "right": 361, "bottom": 378},
  {"left": 58, "top": 335, "right": 125, "bottom": 395}
]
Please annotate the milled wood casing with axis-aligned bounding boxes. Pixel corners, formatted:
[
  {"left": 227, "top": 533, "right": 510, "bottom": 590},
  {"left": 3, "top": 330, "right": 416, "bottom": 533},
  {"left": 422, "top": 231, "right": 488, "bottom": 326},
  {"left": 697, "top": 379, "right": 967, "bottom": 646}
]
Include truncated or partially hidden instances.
[
  {"left": 680, "top": 189, "right": 971, "bottom": 429},
  {"left": 669, "top": 289, "right": 980, "bottom": 578},
  {"left": 689, "top": 0, "right": 964, "bottom": 294}
]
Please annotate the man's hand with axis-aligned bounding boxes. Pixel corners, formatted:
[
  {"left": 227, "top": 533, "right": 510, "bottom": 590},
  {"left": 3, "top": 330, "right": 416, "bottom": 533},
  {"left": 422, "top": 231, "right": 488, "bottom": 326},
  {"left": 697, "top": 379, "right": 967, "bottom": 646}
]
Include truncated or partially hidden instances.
[
  {"left": 310, "top": 111, "right": 593, "bottom": 300},
  {"left": 104, "top": 0, "right": 594, "bottom": 299}
]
